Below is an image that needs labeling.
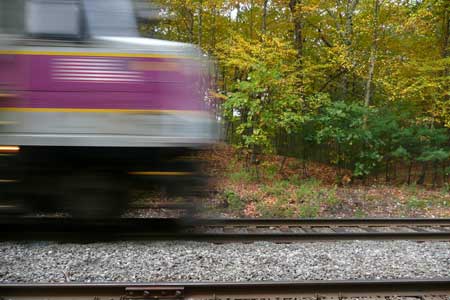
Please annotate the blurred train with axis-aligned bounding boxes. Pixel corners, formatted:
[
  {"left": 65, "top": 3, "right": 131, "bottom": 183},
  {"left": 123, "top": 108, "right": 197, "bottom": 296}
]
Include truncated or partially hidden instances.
[{"left": 0, "top": 0, "right": 217, "bottom": 217}]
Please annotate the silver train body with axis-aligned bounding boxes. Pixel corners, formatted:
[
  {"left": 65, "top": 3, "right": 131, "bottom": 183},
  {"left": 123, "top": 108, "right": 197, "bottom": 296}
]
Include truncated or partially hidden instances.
[{"left": 0, "top": 0, "right": 217, "bottom": 217}]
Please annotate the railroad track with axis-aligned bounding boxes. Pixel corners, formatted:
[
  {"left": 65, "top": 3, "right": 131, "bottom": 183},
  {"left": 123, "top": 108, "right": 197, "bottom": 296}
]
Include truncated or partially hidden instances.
[
  {"left": 2, "top": 217, "right": 450, "bottom": 242},
  {"left": 2, "top": 280, "right": 450, "bottom": 300}
]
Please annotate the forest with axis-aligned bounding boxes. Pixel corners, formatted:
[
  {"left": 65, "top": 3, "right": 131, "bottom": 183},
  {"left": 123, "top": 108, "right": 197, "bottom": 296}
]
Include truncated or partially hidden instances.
[{"left": 144, "top": 0, "right": 450, "bottom": 187}]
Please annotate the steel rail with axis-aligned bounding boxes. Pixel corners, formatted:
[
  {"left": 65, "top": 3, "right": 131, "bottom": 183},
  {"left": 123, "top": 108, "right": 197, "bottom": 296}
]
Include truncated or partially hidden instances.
[
  {"left": 199, "top": 217, "right": 450, "bottom": 226},
  {"left": 2, "top": 279, "right": 450, "bottom": 300},
  {"left": 1, "top": 217, "right": 450, "bottom": 242}
]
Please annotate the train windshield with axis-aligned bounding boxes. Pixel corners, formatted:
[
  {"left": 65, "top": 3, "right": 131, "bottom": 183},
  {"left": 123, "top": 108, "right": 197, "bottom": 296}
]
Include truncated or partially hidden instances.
[
  {"left": 83, "top": 0, "right": 139, "bottom": 37},
  {"left": 0, "top": 0, "right": 142, "bottom": 38}
]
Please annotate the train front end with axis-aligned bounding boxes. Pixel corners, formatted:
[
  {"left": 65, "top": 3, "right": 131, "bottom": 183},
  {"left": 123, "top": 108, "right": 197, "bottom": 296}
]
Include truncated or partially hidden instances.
[{"left": 0, "top": 0, "right": 216, "bottom": 217}]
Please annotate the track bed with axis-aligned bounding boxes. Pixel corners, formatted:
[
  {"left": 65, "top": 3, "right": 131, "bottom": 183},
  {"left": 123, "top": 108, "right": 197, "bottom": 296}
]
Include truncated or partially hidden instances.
[
  {"left": 2, "top": 280, "right": 450, "bottom": 300},
  {"left": 2, "top": 217, "right": 450, "bottom": 242}
]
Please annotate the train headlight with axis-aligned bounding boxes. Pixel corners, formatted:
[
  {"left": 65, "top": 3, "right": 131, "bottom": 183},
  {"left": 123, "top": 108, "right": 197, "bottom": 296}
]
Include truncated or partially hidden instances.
[{"left": 0, "top": 145, "right": 20, "bottom": 153}]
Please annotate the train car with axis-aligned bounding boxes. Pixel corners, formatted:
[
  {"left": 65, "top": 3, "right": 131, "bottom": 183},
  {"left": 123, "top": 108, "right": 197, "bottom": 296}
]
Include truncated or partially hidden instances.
[{"left": 0, "top": 0, "right": 216, "bottom": 217}]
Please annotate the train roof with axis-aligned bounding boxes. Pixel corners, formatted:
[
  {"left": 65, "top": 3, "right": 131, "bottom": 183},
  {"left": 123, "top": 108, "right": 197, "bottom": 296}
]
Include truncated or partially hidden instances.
[{"left": 94, "top": 36, "right": 204, "bottom": 58}]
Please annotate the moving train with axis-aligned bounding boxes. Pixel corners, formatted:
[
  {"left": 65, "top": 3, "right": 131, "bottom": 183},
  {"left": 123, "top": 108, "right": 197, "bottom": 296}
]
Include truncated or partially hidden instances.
[{"left": 0, "top": 0, "right": 216, "bottom": 217}]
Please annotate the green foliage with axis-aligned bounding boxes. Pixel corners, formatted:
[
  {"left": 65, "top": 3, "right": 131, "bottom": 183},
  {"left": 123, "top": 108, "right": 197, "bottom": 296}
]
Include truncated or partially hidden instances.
[
  {"left": 294, "top": 179, "right": 320, "bottom": 201},
  {"left": 228, "top": 169, "right": 256, "bottom": 183},
  {"left": 407, "top": 197, "right": 428, "bottom": 210},
  {"left": 298, "top": 204, "right": 320, "bottom": 218},
  {"left": 256, "top": 199, "right": 297, "bottom": 218},
  {"left": 223, "top": 189, "right": 245, "bottom": 212},
  {"left": 440, "top": 196, "right": 450, "bottom": 207},
  {"left": 323, "top": 187, "right": 340, "bottom": 208},
  {"left": 296, "top": 180, "right": 340, "bottom": 209},
  {"left": 442, "top": 183, "right": 450, "bottom": 195},
  {"left": 253, "top": 179, "right": 341, "bottom": 218},
  {"left": 309, "top": 101, "right": 383, "bottom": 177},
  {"left": 220, "top": 36, "right": 303, "bottom": 153},
  {"left": 418, "top": 149, "right": 450, "bottom": 164},
  {"left": 288, "top": 174, "right": 303, "bottom": 186},
  {"left": 299, "top": 100, "right": 450, "bottom": 179},
  {"left": 353, "top": 208, "right": 367, "bottom": 218},
  {"left": 391, "top": 146, "right": 410, "bottom": 161},
  {"left": 259, "top": 161, "right": 278, "bottom": 180},
  {"left": 261, "top": 180, "right": 291, "bottom": 196}
]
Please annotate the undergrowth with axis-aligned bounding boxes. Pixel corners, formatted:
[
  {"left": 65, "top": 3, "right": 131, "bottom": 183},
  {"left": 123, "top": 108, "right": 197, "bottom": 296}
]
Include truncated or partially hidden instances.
[{"left": 212, "top": 145, "right": 450, "bottom": 218}]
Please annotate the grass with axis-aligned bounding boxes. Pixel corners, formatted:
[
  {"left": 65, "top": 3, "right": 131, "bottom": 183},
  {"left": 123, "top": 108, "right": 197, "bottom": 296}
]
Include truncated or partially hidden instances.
[
  {"left": 298, "top": 204, "right": 320, "bottom": 218},
  {"left": 288, "top": 174, "right": 302, "bottom": 186},
  {"left": 261, "top": 161, "right": 278, "bottom": 180},
  {"left": 250, "top": 178, "right": 340, "bottom": 218},
  {"left": 441, "top": 183, "right": 450, "bottom": 195},
  {"left": 440, "top": 199, "right": 450, "bottom": 208},
  {"left": 255, "top": 198, "right": 296, "bottom": 218},
  {"left": 353, "top": 208, "right": 367, "bottom": 218},
  {"left": 323, "top": 188, "right": 340, "bottom": 208},
  {"left": 220, "top": 164, "right": 450, "bottom": 218},
  {"left": 220, "top": 170, "right": 345, "bottom": 218},
  {"left": 261, "top": 180, "right": 291, "bottom": 196},
  {"left": 407, "top": 196, "right": 428, "bottom": 210},
  {"left": 223, "top": 189, "right": 246, "bottom": 212},
  {"left": 405, "top": 183, "right": 419, "bottom": 194},
  {"left": 228, "top": 169, "right": 257, "bottom": 183}
]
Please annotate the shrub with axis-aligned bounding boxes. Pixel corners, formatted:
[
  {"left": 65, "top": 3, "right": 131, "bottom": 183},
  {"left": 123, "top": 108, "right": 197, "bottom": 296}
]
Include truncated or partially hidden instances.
[{"left": 223, "top": 189, "right": 245, "bottom": 212}]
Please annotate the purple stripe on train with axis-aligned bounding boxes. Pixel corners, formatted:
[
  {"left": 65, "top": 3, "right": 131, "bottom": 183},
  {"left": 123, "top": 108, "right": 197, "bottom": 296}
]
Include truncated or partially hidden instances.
[{"left": 0, "top": 54, "right": 209, "bottom": 111}]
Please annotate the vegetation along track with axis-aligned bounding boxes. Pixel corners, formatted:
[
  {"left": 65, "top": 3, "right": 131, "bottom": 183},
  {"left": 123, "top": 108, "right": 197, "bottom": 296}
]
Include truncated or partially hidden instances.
[
  {"left": 3, "top": 217, "right": 450, "bottom": 242},
  {"left": 2, "top": 280, "right": 450, "bottom": 300}
]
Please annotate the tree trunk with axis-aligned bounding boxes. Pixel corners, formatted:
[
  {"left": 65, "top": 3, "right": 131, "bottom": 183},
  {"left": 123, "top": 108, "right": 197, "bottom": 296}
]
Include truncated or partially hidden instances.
[
  {"left": 443, "top": 163, "right": 447, "bottom": 184},
  {"left": 442, "top": 4, "right": 449, "bottom": 57},
  {"left": 385, "top": 159, "right": 389, "bottom": 182},
  {"left": 343, "top": 0, "right": 359, "bottom": 47},
  {"left": 432, "top": 161, "right": 438, "bottom": 188},
  {"left": 197, "top": 0, "right": 203, "bottom": 48},
  {"left": 279, "top": 156, "right": 287, "bottom": 173},
  {"left": 364, "top": 0, "right": 380, "bottom": 107},
  {"left": 289, "top": 0, "right": 304, "bottom": 59},
  {"left": 188, "top": 10, "right": 195, "bottom": 43},
  {"left": 211, "top": 3, "right": 217, "bottom": 50},
  {"left": 407, "top": 161, "right": 413, "bottom": 185},
  {"left": 393, "top": 162, "right": 397, "bottom": 182},
  {"left": 249, "top": 0, "right": 254, "bottom": 39},
  {"left": 262, "top": 0, "right": 269, "bottom": 34},
  {"left": 233, "top": 3, "right": 241, "bottom": 32},
  {"left": 416, "top": 163, "right": 427, "bottom": 185},
  {"left": 441, "top": 1, "right": 449, "bottom": 102},
  {"left": 340, "top": 0, "right": 359, "bottom": 98}
]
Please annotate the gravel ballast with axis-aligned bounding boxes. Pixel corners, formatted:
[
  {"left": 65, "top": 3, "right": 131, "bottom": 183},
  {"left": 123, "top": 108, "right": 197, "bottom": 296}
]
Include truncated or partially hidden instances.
[{"left": 1, "top": 240, "right": 449, "bottom": 283}]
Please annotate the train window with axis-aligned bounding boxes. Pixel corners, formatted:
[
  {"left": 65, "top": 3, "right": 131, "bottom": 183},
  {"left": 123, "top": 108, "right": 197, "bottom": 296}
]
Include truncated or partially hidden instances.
[
  {"left": 83, "top": 0, "right": 138, "bottom": 37},
  {"left": 133, "top": 0, "right": 161, "bottom": 22},
  {"left": 0, "top": 0, "right": 25, "bottom": 34},
  {"left": 25, "top": 0, "right": 83, "bottom": 39}
]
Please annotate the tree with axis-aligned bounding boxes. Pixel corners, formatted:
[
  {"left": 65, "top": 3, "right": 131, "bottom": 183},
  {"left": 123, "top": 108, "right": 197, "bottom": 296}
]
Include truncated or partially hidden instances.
[
  {"left": 364, "top": 0, "right": 380, "bottom": 106},
  {"left": 143, "top": 0, "right": 450, "bottom": 185},
  {"left": 220, "top": 36, "right": 303, "bottom": 160}
]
